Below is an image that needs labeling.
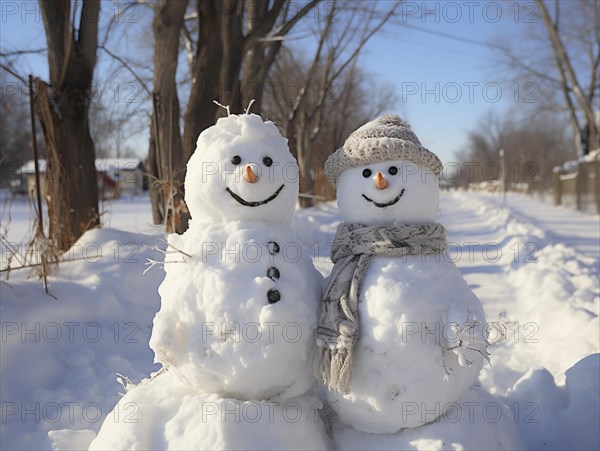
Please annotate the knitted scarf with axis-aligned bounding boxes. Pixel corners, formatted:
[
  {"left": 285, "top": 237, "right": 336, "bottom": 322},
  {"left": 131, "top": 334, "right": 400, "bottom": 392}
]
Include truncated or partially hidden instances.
[{"left": 314, "top": 222, "right": 447, "bottom": 393}]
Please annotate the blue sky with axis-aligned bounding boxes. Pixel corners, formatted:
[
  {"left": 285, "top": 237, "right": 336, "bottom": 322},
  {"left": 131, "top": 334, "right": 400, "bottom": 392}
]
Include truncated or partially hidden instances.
[
  {"left": 1, "top": 1, "right": 542, "bottom": 164},
  {"left": 362, "top": 2, "right": 538, "bottom": 164}
]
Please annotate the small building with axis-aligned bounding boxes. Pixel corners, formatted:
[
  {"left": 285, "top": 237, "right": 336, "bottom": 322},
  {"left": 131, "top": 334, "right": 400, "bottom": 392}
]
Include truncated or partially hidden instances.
[
  {"left": 96, "top": 158, "right": 145, "bottom": 198},
  {"left": 17, "top": 158, "right": 145, "bottom": 200}
]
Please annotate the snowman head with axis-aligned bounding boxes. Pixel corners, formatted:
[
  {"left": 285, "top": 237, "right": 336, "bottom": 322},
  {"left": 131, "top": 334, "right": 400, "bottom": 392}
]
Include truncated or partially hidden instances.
[
  {"left": 337, "top": 160, "right": 439, "bottom": 225},
  {"left": 325, "top": 115, "right": 443, "bottom": 226},
  {"left": 185, "top": 114, "right": 299, "bottom": 224}
]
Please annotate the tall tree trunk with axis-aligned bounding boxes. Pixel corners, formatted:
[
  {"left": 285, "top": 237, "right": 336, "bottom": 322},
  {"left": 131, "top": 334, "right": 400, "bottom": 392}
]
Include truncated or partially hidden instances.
[
  {"left": 241, "top": 41, "right": 267, "bottom": 112},
  {"left": 241, "top": 45, "right": 288, "bottom": 116},
  {"left": 219, "top": 2, "right": 245, "bottom": 114},
  {"left": 34, "top": 0, "right": 100, "bottom": 251},
  {"left": 583, "top": 120, "right": 599, "bottom": 154},
  {"left": 181, "top": 0, "right": 317, "bottom": 161},
  {"left": 148, "top": 0, "right": 188, "bottom": 233},
  {"left": 181, "top": 1, "right": 221, "bottom": 161},
  {"left": 162, "top": 0, "right": 318, "bottom": 229}
]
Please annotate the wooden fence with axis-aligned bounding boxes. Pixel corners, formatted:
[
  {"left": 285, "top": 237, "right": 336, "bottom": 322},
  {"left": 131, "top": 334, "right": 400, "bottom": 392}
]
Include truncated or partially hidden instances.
[{"left": 553, "top": 155, "right": 600, "bottom": 214}]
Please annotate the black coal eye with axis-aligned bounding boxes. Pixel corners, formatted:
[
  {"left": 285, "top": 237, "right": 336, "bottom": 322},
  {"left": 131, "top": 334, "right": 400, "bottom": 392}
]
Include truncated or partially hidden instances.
[
  {"left": 388, "top": 166, "right": 398, "bottom": 175},
  {"left": 231, "top": 155, "right": 242, "bottom": 165},
  {"left": 263, "top": 156, "right": 273, "bottom": 167},
  {"left": 362, "top": 169, "right": 372, "bottom": 178}
]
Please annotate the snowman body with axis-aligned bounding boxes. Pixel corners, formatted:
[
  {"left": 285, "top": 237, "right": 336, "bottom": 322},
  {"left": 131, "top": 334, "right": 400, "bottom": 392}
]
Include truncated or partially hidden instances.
[
  {"left": 326, "top": 159, "right": 488, "bottom": 433},
  {"left": 327, "top": 254, "right": 486, "bottom": 433},
  {"left": 150, "top": 220, "right": 322, "bottom": 400},
  {"left": 148, "top": 114, "right": 323, "bottom": 401}
]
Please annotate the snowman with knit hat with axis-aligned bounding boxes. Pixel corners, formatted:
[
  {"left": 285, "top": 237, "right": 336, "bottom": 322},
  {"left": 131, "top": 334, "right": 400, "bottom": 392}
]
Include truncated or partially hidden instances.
[{"left": 315, "top": 114, "right": 524, "bottom": 449}]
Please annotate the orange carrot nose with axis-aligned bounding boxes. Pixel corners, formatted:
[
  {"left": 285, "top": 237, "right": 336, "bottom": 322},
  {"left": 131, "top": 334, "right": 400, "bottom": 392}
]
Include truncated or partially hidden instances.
[
  {"left": 376, "top": 172, "right": 388, "bottom": 190},
  {"left": 244, "top": 165, "right": 259, "bottom": 183}
]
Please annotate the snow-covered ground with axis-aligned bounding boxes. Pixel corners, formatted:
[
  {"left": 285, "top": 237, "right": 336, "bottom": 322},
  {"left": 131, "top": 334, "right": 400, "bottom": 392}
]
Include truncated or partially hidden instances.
[{"left": 1, "top": 191, "right": 598, "bottom": 450}]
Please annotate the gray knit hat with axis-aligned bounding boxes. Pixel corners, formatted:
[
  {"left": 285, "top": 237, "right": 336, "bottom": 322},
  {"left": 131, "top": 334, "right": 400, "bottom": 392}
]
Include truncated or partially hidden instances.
[{"left": 324, "top": 114, "right": 443, "bottom": 187}]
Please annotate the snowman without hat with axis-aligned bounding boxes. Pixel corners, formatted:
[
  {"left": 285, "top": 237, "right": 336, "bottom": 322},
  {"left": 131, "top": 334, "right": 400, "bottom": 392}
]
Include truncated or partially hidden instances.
[
  {"left": 148, "top": 111, "right": 327, "bottom": 401},
  {"left": 315, "top": 114, "right": 494, "bottom": 435},
  {"left": 90, "top": 110, "right": 331, "bottom": 450}
]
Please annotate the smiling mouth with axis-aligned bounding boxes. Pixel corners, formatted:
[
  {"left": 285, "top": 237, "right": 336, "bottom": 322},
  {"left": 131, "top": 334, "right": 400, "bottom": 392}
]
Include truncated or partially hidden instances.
[
  {"left": 226, "top": 185, "right": 285, "bottom": 207},
  {"left": 362, "top": 189, "right": 405, "bottom": 208}
]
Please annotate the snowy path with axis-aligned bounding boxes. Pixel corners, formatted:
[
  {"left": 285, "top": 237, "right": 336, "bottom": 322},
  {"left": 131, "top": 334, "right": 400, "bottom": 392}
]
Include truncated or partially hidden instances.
[
  {"left": 440, "top": 191, "right": 599, "bottom": 314},
  {"left": 462, "top": 192, "right": 599, "bottom": 260},
  {"left": 439, "top": 192, "right": 518, "bottom": 319}
]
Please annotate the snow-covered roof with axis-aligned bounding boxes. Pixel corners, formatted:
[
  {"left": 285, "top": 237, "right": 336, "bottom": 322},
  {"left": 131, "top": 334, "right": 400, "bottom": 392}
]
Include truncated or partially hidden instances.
[
  {"left": 18, "top": 158, "right": 142, "bottom": 174},
  {"left": 17, "top": 159, "right": 46, "bottom": 174},
  {"left": 96, "top": 158, "right": 143, "bottom": 172}
]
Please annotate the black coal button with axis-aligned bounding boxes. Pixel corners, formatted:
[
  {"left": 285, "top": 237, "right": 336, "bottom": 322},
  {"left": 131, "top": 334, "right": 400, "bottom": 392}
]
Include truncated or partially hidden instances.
[
  {"left": 267, "top": 241, "right": 280, "bottom": 255},
  {"left": 267, "top": 289, "right": 281, "bottom": 304},
  {"left": 267, "top": 267, "right": 280, "bottom": 280}
]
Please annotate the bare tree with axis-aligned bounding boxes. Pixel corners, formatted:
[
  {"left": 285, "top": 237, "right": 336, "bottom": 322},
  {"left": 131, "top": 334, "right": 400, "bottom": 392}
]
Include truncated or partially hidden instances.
[
  {"left": 180, "top": 0, "right": 318, "bottom": 160},
  {"left": 149, "top": 0, "right": 319, "bottom": 232},
  {"left": 535, "top": 0, "right": 599, "bottom": 155},
  {"left": 32, "top": 0, "right": 101, "bottom": 251},
  {"left": 499, "top": 0, "right": 599, "bottom": 156},
  {"left": 147, "top": 0, "right": 189, "bottom": 232},
  {"left": 455, "top": 109, "right": 571, "bottom": 192},
  {"left": 266, "top": 0, "right": 402, "bottom": 206}
]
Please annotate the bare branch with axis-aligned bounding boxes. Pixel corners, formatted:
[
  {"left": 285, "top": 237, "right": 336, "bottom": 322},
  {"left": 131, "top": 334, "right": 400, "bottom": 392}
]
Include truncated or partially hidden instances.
[
  {"left": 101, "top": 1, "right": 143, "bottom": 48},
  {"left": 270, "top": 0, "right": 320, "bottom": 40},
  {"left": 498, "top": 46, "right": 563, "bottom": 87},
  {"left": 0, "top": 63, "right": 27, "bottom": 85},
  {"left": 0, "top": 49, "right": 47, "bottom": 57},
  {"left": 100, "top": 45, "right": 152, "bottom": 97},
  {"left": 330, "top": 1, "right": 402, "bottom": 83},
  {"left": 245, "top": 0, "right": 286, "bottom": 45}
]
